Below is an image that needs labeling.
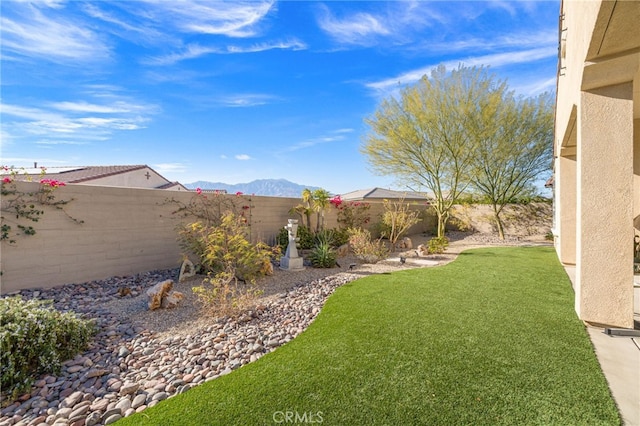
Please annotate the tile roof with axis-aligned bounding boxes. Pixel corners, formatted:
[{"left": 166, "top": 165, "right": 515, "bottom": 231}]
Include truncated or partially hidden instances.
[
  {"left": 340, "top": 187, "right": 432, "bottom": 201},
  {"left": 37, "top": 165, "right": 148, "bottom": 183}
]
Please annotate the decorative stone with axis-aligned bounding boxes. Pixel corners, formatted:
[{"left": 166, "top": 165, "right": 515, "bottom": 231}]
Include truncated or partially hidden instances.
[
  {"left": 402, "top": 237, "right": 413, "bottom": 249},
  {"left": 131, "top": 394, "right": 147, "bottom": 410},
  {"left": 146, "top": 280, "right": 173, "bottom": 310},
  {"left": 178, "top": 259, "right": 196, "bottom": 283},
  {"left": 336, "top": 243, "right": 350, "bottom": 257},
  {"left": 119, "top": 382, "right": 139, "bottom": 396},
  {"left": 161, "top": 291, "right": 184, "bottom": 309}
]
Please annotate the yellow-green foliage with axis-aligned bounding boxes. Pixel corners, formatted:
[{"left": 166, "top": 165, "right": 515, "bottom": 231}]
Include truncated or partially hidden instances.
[
  {"left": 181, "top": 213, "right": 273, "bottom": 317},
  {"left": 348, "top": 227, "right": 390, "bottom": 263},
  {"left": 428, "top": 236, "right": 449, "bottom": 254}
]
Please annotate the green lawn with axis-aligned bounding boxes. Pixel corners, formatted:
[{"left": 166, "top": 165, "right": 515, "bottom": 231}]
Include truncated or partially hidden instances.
[{"left": 119, "top": 247, "right": 620, "bottom": 425}]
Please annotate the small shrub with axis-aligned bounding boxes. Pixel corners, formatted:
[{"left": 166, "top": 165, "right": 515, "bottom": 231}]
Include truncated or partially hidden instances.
[
  {"left": 276, "top": 227, "right": 289, "bottom": 252},
  {"left": 193, "top": 266, "right": 264, "bottom": 319},
  {"left": 0, "top": 297, "right": 96, "bottom": 398},
  {"left": 348, "top": 228, "right": 390, "bottom": 264},
  {"left": 381, "top": 198, "right": 422, "bottom": 251},
  {"left": 184, "top": 213, "right": 272, "bottom": 317},
  {"left": 330, "top": 227, "right": 350, "bottom": 248},
  {"left": 296, "top": 225, "right": 316, "bottom": 250},
  {"left": 428, "top": 236, "right": 449, "bottom": 254},
  {"left": 309, "top": 230, "right": 337, "bottom": 268}
]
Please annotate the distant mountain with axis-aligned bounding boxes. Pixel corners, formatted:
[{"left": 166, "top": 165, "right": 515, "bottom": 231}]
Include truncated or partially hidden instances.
[{"left": 184, "top": 179, "right": 324, "bottom": 197}]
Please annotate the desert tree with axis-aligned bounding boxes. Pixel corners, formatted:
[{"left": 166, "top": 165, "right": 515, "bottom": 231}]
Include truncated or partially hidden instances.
[
  {"left": 362, "top": 65, "right": 504, "bottom": 237},
  {"left": 469, "top": 92, "right": 554, "bottom": 239}
]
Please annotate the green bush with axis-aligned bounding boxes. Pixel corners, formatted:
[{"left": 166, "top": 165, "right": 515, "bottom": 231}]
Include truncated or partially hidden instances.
[
  {"left": 296, "top": 225, "right": 316, "bottom": 250},
  {"left": 330, "top": 227, "right": 350, "bottom": 248},
  {"left": 428, "top": 236, "right": 449, "bottom": 254},
  {"left": 0, "top": 297, "right": 96, "bottom": 398},
  {"left": 309, "top": 230, "right": 338, "bottom": 268},
  {"left": 348, "top": 227, "right": 390, "bottom": 263},
  {"left": 276, "top": 227, "right": 289, "bottom": 252}
]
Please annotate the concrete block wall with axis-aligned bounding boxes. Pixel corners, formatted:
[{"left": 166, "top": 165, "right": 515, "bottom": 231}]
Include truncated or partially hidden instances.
[{"left": 1, "top": 181, "right": 545, "bottom": 293}]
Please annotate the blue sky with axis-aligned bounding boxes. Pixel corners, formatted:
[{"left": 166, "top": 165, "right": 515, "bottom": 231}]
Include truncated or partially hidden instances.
[{"left": 1, "top": 0, "right": 559, "bottom": 194}]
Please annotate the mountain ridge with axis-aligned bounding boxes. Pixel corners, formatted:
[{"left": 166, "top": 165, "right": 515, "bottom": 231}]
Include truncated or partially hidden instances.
[{"left": 184, "top": 178, "right": 325, "bottom": 197}]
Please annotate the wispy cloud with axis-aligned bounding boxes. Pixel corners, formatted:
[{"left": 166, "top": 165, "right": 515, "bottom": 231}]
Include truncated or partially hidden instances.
[
  {"left": 366, "top": 47, "right": 557, "bottom": 93},
  {"left": 218, "top": 94, "right": 282, "bottom": 108},
  {"left": 285, "top": 129, "right": 351, "bottom": 152},
  {"left": 153, "top": 163, "right": 188, "bottom": 174},
  {"left": 137, "top": 0, "right": 275, "bottom": 38},
  {"left": 419, "top": 31, "right": 557, "bottom": 55},
  {"left": 318, "top": 9, "right": 390, "bottom": 45},
  {"left": 0, "top": 3, "right": 110, "bottom": 64},
  {"left": 235, "top": 154, "right": 251, "bottom": 160},
  {"left": 226, "top": 39, "right": 307, "bottom": 54},
  {"left": 1, "top": 90, "right": 159, "bottom": 145},
  {"left": 146, "top": 39, "right": 306, "bottom": 66},
  {"left": 317, "top": 2, "right": 443, "bottom": 47},
  {"left": 143, "top": 44, "right": 219, "bottom": 66}
]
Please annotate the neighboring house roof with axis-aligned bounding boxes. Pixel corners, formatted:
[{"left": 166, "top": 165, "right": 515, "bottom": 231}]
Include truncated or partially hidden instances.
[
  {"left": 341, "top": 187, "right": 432, "bottom": 201},
  {"left": 6, "top": 165, "right": 187, "bottom": 191},
  {"left": 40, "top": 165, "right": 148, "bottom": 183},
  {"left": 156, "top": 181, "right": 189, "bottom": 191}
]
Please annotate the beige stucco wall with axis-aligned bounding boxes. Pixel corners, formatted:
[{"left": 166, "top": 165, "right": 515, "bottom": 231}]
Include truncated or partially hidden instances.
[
  {"left": 1, "top": 183, "right": 441, "bottom": 293},
  {"left": 554, "top": 0, "right": 640, "bottom": 328},
  {"left": 576, "top": 83, "right": 635, "bottom": 327},
  {"left": 4, "top": 180, "right": 551, "bottom": 293},
  {"left": 555, "top": 1, "right": 601, "bottom": 144},
  {"left": 0, "top": 183, "right": 308, "bottom": 293}
]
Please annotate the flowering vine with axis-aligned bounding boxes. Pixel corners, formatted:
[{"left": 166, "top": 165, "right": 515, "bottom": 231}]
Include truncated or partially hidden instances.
[{"left": 1, "top": 166, "right": 82, "bottom": 244}]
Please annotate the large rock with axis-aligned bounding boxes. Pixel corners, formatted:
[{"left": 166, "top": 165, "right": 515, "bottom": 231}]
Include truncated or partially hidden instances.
[
  {"left": 402, "top": 237, "right": 413, "bottom": 250},
  {"left": 161, "top": 291, "right": 184, "bottom": 309},
  {"left": 147, "top": 280, "right": 173, "bottom": 310},
  {"left": 178, "top": 259, "right": 196, "bottom": 282},
  {"left": 416, "top": 244, "right": 429, "bottom": 256}
]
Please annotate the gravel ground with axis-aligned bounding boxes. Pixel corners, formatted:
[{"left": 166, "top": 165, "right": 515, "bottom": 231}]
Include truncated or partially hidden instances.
[{"left": 102, "top": 231, "right": 551, "bottom": 338}]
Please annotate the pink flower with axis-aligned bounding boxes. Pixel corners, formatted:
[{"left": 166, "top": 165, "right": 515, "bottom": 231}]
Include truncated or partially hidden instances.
[
  {"left": 235, "top": 191, "right": 243, "bottom": 196},
  {"left": 330, "top": 195, "right": 343, "bottom": 207},
  {"left": 40, "top": 179, "right": 65, "bottom": 188},
  {"left": 2, "top": 177, "right": 12, "bottom": 184},
  {"left": 196, "top": 188, "right": 202, "bottom": 195}
]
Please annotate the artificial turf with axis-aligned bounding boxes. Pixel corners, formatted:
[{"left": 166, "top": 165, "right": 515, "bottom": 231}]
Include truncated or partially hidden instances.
[{"left": 117, "top": 247, "right": 620, "bottom": 425}]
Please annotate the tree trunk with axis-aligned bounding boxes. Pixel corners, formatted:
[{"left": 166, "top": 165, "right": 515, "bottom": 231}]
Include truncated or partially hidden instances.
[
  {"left": 436, "top": 212, "right": 448, "bottom": 238},
  {"left": 494, "top": 211, "right": 505, "bottom": 240}
]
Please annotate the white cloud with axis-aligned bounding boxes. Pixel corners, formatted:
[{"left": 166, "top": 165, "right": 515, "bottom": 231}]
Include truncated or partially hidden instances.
[
  {"left": 285, "top": 130, "right": 350, "bottom": 152},
  {"left": 0, "top": 89, "right": 159, "bottom": 145},
  {"left": 153, "top": 163, "right": 188, "bottom": 174},
  {"left": 143, "top": 44, "right": 220, "bottom": 66},
  {"left": 226, "top": 39, "right": 307, "bottom": 54},
  {"left": 138, "top": 0, "right": 275, "bottom": 38},
  {"left": 217, "top": 93, "right": 281, "bottom": 108},
  {"left": 0, "top": 3, "right": 110, "bottom": 64},
  {"left": 316, "top": 2, "right": 444, "bottom": 47},
  {"left": 366, "top": 47, "right": 557, "bottom": 93},
  {"left": 146, "top": 39, "right": 306, "bottom": 66},
  {"left": 235, "top": 154, "right": 251, "bottom": 160},
  {"left": 318, "top": 9, "right": 390, "bottom": 45}
]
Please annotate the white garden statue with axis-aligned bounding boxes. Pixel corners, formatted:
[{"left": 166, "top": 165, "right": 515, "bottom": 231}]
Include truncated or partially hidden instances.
[{"left": 280, "top": 219, "right": 304, "bottom": 271}]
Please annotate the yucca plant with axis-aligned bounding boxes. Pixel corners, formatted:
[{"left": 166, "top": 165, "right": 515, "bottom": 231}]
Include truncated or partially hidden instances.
[{"left": 309, "top": 230, "right": 337, "bottom": 268}]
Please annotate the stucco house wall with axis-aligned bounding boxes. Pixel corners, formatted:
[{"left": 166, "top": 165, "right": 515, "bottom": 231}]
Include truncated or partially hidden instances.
[{"left": 554, "top": 0, "right": 640, "bottom": 328}]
